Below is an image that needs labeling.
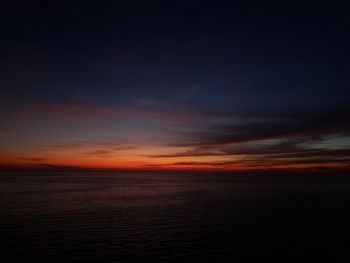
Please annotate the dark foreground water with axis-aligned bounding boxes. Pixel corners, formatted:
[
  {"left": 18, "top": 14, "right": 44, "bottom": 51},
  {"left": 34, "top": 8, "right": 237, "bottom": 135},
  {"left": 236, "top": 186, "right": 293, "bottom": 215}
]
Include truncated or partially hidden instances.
[{"left": 1, "top": 171, "right": 350, "bottom": 262}]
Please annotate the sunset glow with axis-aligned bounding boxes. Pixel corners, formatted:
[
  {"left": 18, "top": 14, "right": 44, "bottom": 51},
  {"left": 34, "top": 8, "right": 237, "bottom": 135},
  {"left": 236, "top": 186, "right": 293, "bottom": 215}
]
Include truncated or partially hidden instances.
[{"left": 1, "top": 102, "right": 349, "bottom": 171}]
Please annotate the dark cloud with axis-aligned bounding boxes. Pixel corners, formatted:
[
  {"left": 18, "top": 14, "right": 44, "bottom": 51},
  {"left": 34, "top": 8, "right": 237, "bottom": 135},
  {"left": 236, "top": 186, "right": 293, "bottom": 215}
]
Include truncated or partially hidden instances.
[
  {"left": 82, "top": 150, "right": 115, "bottom": 156},
  {"left": 21, "top": 157, "right": 48, "bottom": 162},
  {"left": 48, "top": 140, "right": 134, "bottom": 150},
  {"left": 149, "top": 106, "right": 350, "bottom": 168},
  {"left": 152, "top": 106, "right": 350, "bottom": 151},
  {"left": 171, "top": 160, "right": 243, "bottom": 166},
  {"left": 81, "top": 146, "right": 136, "bottom": 156},
  {"left": 188, "top": 107, "right": 350, "bottom": 146}
]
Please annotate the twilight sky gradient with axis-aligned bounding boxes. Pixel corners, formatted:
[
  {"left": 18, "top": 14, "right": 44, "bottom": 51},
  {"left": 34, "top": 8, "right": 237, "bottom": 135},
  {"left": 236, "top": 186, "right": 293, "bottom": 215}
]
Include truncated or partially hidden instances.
[{"left": 1, "top": 1, "right": 350, "bottom": 171}]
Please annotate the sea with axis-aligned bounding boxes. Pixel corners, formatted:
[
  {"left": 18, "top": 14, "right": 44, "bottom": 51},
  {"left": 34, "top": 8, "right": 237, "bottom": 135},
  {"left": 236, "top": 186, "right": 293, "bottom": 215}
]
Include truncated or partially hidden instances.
[{"left": 1, "top": 171, "right": 350, "bottom": 262}]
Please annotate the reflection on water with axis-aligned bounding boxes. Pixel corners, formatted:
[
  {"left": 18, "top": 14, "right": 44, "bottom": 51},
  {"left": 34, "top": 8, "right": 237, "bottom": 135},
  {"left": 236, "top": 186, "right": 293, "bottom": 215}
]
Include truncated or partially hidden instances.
[{"left": 1, "top": 172, "right": 350, "bottom": 262}]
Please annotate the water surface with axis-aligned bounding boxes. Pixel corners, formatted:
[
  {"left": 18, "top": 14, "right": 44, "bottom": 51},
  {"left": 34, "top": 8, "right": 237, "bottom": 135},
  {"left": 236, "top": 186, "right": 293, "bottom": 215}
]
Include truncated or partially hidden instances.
[{"left": 1, "top": 171, "right": 350, "bottom": 262}]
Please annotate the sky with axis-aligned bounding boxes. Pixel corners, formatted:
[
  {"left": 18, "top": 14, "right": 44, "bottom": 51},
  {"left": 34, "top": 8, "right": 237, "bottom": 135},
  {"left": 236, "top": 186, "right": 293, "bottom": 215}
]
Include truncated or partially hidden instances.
[{"left": 1, "top": 1, "right": 350, "bottom": 171}]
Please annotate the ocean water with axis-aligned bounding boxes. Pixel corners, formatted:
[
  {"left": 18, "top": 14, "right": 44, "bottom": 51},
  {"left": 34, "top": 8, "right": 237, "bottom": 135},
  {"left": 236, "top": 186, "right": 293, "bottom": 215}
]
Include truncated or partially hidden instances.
[{"left": 1, "top": 171, "right": 350, "bottom": 262}]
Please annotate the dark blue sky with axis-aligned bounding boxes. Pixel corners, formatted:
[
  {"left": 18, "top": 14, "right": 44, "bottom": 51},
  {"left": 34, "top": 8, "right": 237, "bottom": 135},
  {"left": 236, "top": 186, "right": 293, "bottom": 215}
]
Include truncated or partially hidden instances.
[{"left": 1, "top": 1, "right": 350, "bottom": 170}]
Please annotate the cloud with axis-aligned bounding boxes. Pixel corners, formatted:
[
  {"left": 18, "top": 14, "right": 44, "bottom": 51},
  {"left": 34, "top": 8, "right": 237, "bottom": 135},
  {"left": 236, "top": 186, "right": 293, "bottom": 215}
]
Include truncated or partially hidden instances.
[
  {"left": 170, "top": 160, "right": 243, "bottom": 166},
  {"left": 148, "top": 106, "right": 350, "bottom": 169},
  {"left": 190, "top": 107, "right": 350, "bottom": 146},
  {"left": 81, "top": 150, "right": 115, "bottom": 155},
  {"left": 21, "top": 157, "right": 49, "bottom": 162},
  {"left": 48, "top": 140, "right": 135, "bottom": 149},
  {"left": 0, "top": 101, "right": 221, "bottom": 126},
  {"left": 3, "top": 101, "right": 350, "bottom": 170},
  {"left": 79, "top": 147, "right": 135, "bottom": 156}
]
